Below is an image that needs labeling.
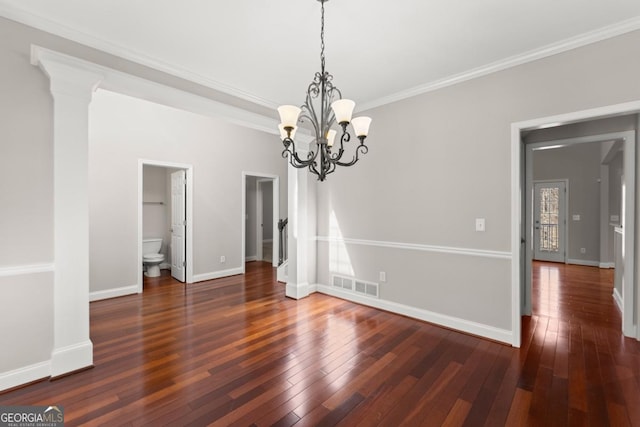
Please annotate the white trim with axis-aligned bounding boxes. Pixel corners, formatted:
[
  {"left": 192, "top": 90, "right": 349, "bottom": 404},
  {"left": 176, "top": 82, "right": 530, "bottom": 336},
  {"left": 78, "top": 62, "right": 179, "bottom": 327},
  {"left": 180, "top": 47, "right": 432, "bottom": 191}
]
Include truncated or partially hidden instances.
[
  {"left": 286, "top": 282, "right": 310, "bottom": 300},
  {"left": 599, "top": 262, "right": 615, "bottom": 269},
  {"left": 192, "top": 267, "right": 243, "bottom": 283},
  {"left": 613, "top": 288, "right": 623, "bottom": 313},
  {"left": 4, "top": 6, "right": 637, "bottom": 112},
  {"left": 50, "top": 340, "right": 93, "bottom": 378},
  {"left": 315, "top": 284, "right": 512, "bottom": 344},
  {"left": 512, "top": 102, "right": 640, "bottom": 348},
  {"left": 0, "top": 361, "right": 50, "bottom": 392},
  {"left": 0, "top": 263, "right": 54, "bottom": 277},
  {"left": 358, "top": 17, "right": 640, "bottom": 111},
  {"left": 245, "top": 256, "right": 258, "bottom": 262},
  {"left": 566, "top": 259, "right": 600, "bottom": 267},
  {"left": 30, "top": 46, "right": 279, "bottom": 135},
  {"left": 138, "top": 159, "right": 194, "bottom": 291},
  {"left": 316, "top": 236, "right": 511, "bottom": 260},
  {"left": 89, "top": 285, "right": 138, "bottom": 302}
]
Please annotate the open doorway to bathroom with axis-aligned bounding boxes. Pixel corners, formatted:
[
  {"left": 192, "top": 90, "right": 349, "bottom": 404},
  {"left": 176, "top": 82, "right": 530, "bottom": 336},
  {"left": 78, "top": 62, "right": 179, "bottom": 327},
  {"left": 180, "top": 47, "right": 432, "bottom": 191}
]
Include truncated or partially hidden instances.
[{"left": 139, "top": 160, "right": 194, "bottom": 291}]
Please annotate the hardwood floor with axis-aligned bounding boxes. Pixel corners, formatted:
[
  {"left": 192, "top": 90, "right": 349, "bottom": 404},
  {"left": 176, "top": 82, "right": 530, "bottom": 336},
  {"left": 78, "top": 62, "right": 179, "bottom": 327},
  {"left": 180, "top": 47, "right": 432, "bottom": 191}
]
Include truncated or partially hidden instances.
[{"left": 1, "top": 261, "right": 639, "bottom": 425}]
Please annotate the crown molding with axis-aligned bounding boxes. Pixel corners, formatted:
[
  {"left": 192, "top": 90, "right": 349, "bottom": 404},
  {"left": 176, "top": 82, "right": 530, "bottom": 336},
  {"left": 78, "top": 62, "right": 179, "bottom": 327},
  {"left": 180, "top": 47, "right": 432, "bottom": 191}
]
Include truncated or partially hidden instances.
[
  {"left": 3, "top": 4, "right": 640, "bottom": 113},
  {"left": 31, "top": 45, "right": 280, "bottom": 135},
  {"left": 358, "top": 16, "right": 640, "bottom": 112},
  {"left": 0, "top": 3, "right": 277, "bottom": 109}
]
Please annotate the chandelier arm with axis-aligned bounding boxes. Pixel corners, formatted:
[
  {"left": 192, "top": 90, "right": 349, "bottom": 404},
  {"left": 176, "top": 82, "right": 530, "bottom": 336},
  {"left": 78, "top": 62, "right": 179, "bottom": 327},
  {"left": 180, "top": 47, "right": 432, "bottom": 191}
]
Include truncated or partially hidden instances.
[
  {"left": 329, "top": 126, "right": 350, "bottom": 161},
  {"left": 335, "top": 143, "right": 369, "bottom": 167},
  {"left": 282, "top": 138, "right": 317, "bottom": 167}
]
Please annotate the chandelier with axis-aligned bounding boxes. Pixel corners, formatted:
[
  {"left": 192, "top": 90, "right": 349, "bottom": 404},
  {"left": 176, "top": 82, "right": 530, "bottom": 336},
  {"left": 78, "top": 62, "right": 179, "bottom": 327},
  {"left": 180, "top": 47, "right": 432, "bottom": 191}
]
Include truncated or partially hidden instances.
[{"left": 277, "top": 0, "right": 372, "bottom": 181}]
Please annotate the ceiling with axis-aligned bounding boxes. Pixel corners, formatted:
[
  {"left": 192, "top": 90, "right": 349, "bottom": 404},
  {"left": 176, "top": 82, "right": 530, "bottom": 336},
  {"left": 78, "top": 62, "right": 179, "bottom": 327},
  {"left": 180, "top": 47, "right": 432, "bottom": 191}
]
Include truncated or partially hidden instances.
[{"left": 2, "top": 0, "right": 640, "bottom": 112}]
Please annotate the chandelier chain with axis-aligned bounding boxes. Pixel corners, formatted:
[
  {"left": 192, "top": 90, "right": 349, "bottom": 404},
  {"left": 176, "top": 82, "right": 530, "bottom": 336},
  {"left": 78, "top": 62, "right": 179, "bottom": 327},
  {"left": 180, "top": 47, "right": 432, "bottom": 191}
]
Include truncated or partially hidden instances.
[{"left": 320, "top": 0, "right": 325, "bottom": 73}]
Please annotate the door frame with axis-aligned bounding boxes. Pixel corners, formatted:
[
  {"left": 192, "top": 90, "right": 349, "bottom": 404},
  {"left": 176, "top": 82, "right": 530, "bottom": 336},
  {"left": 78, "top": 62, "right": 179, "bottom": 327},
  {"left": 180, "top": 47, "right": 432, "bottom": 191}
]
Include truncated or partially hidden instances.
[
  {"left": 511, "top": 101, "right": 640, "bottom": 347},
  {"left": 531, "top": 179, "right": 568, "bottom": 264},
  {"left": 138, "top": 159, "right": 194, "bottom": 291},
  {"left": 241, "top": 172, "right": 280, "bottom": 271}
]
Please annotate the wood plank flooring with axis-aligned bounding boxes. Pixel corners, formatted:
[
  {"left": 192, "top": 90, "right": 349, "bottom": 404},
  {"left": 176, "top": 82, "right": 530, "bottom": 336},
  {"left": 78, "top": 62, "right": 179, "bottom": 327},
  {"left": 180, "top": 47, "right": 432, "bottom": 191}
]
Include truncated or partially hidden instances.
[{"left": 1, "top": 261, "right": 639, "bottom": 425}]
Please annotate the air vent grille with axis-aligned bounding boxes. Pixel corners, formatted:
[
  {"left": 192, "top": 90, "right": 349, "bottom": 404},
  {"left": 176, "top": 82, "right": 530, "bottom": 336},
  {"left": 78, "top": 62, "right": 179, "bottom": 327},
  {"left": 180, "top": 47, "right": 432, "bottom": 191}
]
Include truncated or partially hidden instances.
[{"left": 332, "top": 274, "right": 378, "bottom": 299}]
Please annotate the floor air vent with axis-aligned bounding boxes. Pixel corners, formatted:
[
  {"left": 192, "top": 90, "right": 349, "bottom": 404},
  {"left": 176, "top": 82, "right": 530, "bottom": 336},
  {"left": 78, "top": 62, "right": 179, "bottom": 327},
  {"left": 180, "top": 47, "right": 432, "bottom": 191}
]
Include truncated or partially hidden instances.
[{"left": 332, "top": 275, "right": 378, "bottom": 298}]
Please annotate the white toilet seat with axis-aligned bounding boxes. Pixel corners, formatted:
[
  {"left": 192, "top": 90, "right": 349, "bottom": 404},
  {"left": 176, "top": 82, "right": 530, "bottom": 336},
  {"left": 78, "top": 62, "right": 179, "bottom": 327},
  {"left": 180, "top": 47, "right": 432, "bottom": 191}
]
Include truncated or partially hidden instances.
[{"left": 143, "top": 254, "right": 164, "bottom": 262}]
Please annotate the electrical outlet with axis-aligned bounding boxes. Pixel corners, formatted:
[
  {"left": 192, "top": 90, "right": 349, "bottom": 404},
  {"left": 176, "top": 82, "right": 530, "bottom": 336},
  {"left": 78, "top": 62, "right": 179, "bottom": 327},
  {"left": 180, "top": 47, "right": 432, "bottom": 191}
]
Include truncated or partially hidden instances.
[
  {"left": 220, "top": 255, "right": 226, "bottom": 263},
  {"left": 379, "top": 271, "right": 386, "bottom": 282},
  {"left": 580, "top": 248, "right": 586, "bottom": 254},
  {"left": 475, "top": 218, "right": 485, "bottom": 232}
]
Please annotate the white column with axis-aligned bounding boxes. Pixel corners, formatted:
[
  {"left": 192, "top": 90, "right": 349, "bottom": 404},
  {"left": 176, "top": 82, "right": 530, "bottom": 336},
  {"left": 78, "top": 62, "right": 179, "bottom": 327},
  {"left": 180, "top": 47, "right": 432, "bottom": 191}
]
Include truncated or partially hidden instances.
[
  {"left": 286, "top": 139, "right": 313, "bottom": 299},
  {"left": 34, "top": 53, "right": 103, "bottom": 377}
]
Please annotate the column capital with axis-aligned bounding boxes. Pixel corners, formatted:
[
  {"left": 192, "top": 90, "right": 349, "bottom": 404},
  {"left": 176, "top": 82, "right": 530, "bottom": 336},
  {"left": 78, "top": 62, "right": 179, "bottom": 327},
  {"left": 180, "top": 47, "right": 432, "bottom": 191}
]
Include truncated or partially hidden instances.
[{"left": 31, "top": 45, "right": 103, "bottom": 102}]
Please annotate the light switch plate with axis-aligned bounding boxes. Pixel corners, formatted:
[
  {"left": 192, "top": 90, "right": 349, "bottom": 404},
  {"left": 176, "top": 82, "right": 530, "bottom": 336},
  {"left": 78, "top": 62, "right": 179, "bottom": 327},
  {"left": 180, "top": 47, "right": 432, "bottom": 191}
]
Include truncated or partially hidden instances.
[
  {"left": 572, "top": 214, "right": 581, "bottom": 221},
  {"left": 475, "top": 218, "right": 485, "bottom": 232}
]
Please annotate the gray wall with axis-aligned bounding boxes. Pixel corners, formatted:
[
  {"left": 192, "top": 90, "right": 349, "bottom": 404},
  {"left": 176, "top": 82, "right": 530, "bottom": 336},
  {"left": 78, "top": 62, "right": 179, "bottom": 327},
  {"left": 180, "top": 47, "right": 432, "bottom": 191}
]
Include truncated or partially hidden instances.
[
  {"left": 532, "top": 142, "right": 603, "bottom": 263},
  {"left": 89, "top": 90, "right": 287, "bottom": 292},
  {"left": 316, "top": 29, "right": 640, "bottom": 332},
  {"left": 262, "top": 181, "right": 274, "bottom": 241},
  {"left": 0, "top": 16, "right": 286, "bottom": 378},
  {"left": 245, "top": 177, "right": 257, "bottom": 259}
]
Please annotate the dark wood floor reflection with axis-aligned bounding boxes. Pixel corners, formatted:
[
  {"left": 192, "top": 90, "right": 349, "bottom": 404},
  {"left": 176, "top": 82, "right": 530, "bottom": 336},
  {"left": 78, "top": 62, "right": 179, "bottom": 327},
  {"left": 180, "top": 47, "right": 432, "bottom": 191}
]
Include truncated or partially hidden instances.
[{"left": 1, "top": 261, "right": 639, "bottom": 425}]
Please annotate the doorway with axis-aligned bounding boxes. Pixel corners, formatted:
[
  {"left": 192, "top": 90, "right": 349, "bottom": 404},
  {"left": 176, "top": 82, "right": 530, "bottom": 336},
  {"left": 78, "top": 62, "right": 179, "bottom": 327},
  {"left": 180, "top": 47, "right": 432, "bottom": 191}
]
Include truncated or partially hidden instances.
[
  {"left": 138, "top": 160, "right": 194, "bottom": 291},
  {"left": 533, "top": 180, "right": 567, "bottom": 263},
  {"left": 511, "top": 105, "right": 640, "bottom": 347},
  {"left": 242, "top": 172, "right": 280, "bottom": 271}
]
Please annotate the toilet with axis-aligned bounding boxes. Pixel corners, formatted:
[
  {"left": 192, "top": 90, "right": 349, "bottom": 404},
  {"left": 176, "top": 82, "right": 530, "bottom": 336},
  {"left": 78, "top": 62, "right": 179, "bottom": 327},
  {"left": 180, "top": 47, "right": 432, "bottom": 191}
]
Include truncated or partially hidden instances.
[{"left": 143, "top": 238, "right": 165, "bottom": 277}]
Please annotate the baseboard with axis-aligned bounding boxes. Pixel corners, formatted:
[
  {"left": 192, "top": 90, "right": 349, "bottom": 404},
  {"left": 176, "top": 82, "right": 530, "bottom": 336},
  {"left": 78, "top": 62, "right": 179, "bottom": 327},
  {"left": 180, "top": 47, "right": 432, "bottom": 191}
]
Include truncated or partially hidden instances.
[
  {"left": 90, "top": 284, "right": 138, "bottom": 302},
  {"left": 160, "top": 262, "right": 171, "bottom": 270},
  {"left": 599, "top": 262, "right": 615, "bottom": 269},
  {"left": 0, "top": 361, "right": 50, "bottom": 392},
  {"left": 245, "top": 256, "right": 258, "bottom": 262},
  {"left": 192, "top": 267, "right": 243, "bottom": 283},
  {"left": 50, "top": 340, "right": 93, "bottom": 378},
  {"left": 314, "top": 284, "right": 513, "bottom": 345},
  {"left": 613, "top": 288, "right": 623, "bottom": 313},
  {"left": 286, "top": 282, "right": 310, "bottom": 300},
  {"left": 567, "top": 259, "right": 600, "bottom": 267}
]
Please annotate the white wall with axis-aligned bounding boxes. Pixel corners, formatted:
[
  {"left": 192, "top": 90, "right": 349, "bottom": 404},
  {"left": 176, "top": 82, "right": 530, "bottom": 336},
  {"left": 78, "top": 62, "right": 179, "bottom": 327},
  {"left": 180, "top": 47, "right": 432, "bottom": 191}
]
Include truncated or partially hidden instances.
[
  {"left": 89, "top": 90, "right": 287, "bottom": 292},
  {"left": 315, "top": 29, "right": 640, "bottom": 340}
]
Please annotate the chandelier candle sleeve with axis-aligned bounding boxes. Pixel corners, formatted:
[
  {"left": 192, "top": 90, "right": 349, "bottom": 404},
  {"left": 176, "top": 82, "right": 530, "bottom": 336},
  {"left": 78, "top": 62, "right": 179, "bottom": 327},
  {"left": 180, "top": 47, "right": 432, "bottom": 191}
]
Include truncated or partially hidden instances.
[
  {"left": 276, "top": 0, "right": 372, "bottom": 181},
  {"left": 326, "top": 129, "right": 337, "bottom": 147}
]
